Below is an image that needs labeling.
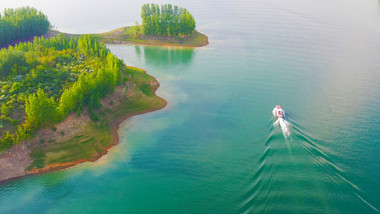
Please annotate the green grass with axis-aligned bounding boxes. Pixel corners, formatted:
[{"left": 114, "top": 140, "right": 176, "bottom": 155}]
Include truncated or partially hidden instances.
[{"left": 27, "top": 124, "right": 111, "bottom": 170}]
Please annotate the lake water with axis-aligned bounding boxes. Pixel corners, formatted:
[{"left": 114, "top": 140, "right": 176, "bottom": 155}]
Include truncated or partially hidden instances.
[{"left": 1, "top": 0, "right": 380, "bottom": 213}]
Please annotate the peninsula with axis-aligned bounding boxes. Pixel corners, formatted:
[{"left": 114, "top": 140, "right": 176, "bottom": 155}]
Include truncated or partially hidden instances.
[
  {"left": 0, "top": 33, "right": 167, "bottom": 183},
  {"left": 0, "top": 4, "right": 208, "bottom": 184}
]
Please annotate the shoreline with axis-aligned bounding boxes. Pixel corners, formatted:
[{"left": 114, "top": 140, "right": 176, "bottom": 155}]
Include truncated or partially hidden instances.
[
  {"left": 46, "top": 26, "right": 209, "bottom": 48},
  {"left": 104, "top": 39, "right": 209, "bottom": 48},
  {"left": 0, "top": 74, "right": 167, "bottom": 185}
]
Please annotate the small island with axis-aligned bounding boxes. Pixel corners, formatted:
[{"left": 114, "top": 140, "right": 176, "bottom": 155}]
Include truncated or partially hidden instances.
[
  {"left": 0, "top": 4, "right": 207, "bottom": 184},
  {"left": 47, "top": 4, "right": 209, "bottom": 47}
]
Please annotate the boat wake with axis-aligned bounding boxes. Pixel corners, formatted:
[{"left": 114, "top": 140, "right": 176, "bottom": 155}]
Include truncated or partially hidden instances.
[
  {"left": 273, "top": 117, "right": 291, "bottom": 138},
  {"left": 236, "top": 106, "right": 379, "bottom": 213},
  {"left": 272, "top": 105, "right": 291, "bottom": 138}
]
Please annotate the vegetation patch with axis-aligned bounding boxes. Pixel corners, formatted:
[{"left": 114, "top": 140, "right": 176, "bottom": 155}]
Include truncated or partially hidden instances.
[
  {"left": 26, "top": 66, "right": 166, "bottom": 171},
  {"left": 0, "top": 7, "right": 50, "bottom": 48},
  {"left": 0, "top": 33, "right": 123, "bottom": 152}
]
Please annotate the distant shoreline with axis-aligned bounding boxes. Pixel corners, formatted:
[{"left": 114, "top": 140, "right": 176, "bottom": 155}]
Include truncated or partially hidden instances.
[{"left": 46, "top": 26, "right": 209, "bottom": 47}]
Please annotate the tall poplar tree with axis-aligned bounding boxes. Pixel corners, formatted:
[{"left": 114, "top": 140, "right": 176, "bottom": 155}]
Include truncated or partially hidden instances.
[{"left": 140, "top": 4, "right": 196, "bottom": 37}]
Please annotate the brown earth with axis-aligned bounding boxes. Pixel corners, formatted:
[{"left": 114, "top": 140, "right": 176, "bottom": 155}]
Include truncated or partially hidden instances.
[{"left": 0, "top": 144, "right": 31, "bottom": 183}]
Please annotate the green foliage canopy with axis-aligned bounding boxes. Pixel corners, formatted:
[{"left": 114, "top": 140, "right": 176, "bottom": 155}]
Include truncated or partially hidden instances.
[
  {"left": 140, "top": 4, "right": 196, "bottom": 37},
  {"left": 0, "top": 6, "right": 51, "bottom": 48},
  {"left": 0, "top": 34, "right": 124, "bottom": 151}
]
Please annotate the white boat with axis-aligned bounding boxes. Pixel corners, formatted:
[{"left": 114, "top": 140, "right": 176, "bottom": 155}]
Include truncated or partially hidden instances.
[
  {"left": 272, "top": 105, "right": 291, "bottom": 137},
  {"left": 272, "top": 105, "right": 285, "bottom": 118}
]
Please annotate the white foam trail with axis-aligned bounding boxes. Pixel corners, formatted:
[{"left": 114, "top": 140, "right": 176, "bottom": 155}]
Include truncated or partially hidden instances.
[{"left": 274, "top": 118, "right": 291, "bottom": 137}]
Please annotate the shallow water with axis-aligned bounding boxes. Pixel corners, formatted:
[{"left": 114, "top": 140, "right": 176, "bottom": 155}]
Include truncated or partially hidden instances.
[{"left": 1, "top": 0, "right": 380, "bottom": 213}]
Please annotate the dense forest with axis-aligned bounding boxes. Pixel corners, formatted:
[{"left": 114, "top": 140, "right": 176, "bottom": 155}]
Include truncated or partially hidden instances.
[
  {"left": 0, "top": 34, "right": 123, "bottom": 151},
  {"left": 140, "top": 4, "right": 196, "bottom": 37},
  {"left": 0, "top": 7, "right": 50, "bottom": 48}
]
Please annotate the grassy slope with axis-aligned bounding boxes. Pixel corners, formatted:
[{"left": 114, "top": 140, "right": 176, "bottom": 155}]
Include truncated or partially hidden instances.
[
  {"left": 27, "top": 66, "right": 166, "bottom": 171},
  {"left": 48, "top": 26, "right": 209, "bottom": 47}
]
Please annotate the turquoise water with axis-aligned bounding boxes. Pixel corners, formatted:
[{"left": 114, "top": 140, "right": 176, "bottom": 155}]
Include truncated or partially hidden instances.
[{"left": 1, "top": 0, "right": 380, "bottom": 213}]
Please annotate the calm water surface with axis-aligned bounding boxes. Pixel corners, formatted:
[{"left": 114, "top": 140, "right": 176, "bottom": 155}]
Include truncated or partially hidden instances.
[{"left": 1, "top": 0, "right": 380, "bottom": 213}]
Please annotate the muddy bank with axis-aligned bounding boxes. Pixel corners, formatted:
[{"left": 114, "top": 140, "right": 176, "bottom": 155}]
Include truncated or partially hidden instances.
[{"left": 0, "top": 145, "right": 31, "bottom": 182}]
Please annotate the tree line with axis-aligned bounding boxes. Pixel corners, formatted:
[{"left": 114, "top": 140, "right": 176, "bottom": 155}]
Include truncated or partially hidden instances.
[
  {"left": 0, "top": 34, "right": 123, "bottom": 151},
  {"left": 0, "top": 7, "right": 51, "bottom": 48},
  {"left": 140, "top": 4, "right": 196, "bottom": 37}
]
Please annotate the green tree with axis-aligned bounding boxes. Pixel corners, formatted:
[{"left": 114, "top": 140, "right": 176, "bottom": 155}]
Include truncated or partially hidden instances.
[
  {"left": 140, "top": 4, "right": 196, "bottom": 37},
  {"left": 0, "top": 7, "right": 50, "bottom": 48},
  {"left": 134, "top": 21, "right": 141, "bottom": 37},
  {"left": 0, "top": 132, "right": 15, "bottom": 151},
  {"left": 24, "top": 88, "right": 59, "bottom": 130}
]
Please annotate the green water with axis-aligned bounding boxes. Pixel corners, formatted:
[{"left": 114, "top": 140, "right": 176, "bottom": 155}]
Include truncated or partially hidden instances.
[{"left": 1, "top": 0, "right": 380, "bottom": 213}]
